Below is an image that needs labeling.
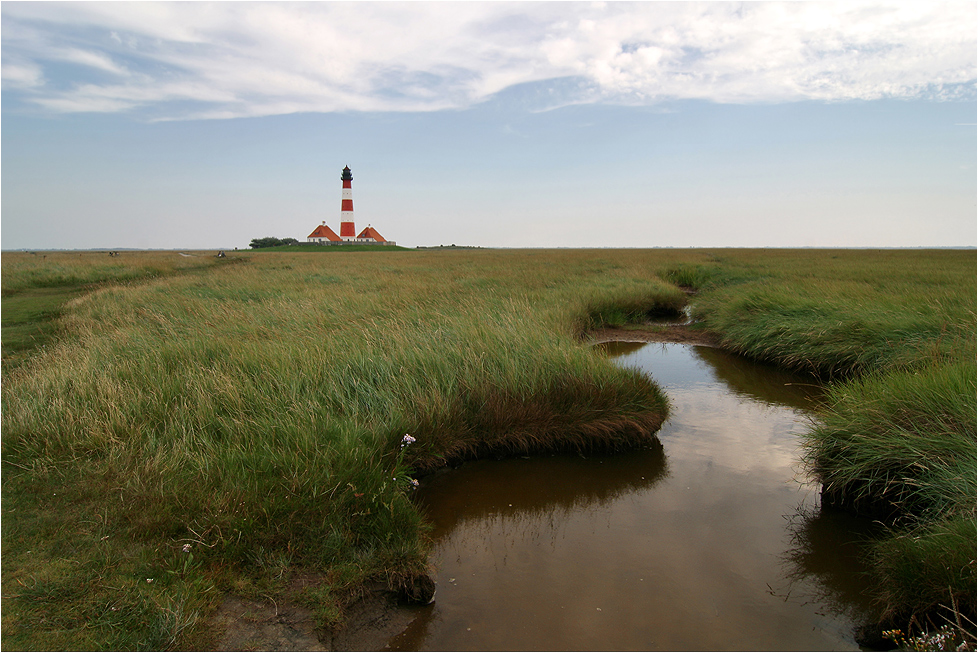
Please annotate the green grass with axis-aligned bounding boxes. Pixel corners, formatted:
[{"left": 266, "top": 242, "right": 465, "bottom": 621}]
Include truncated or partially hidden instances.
[
  {"left": 804, "top": 358, "right": 977, "bottom": 622},
  {"left": 1, "top": 287, "right": 86, "bottom": 368},
  {"left": 2, "top": 247, "right": 974, "bottom": 648},
  {"left": 659, "top": 260, "right": 752, "bottom": 289},
  {"left": 1, "top": 248, "right": 682, "bottom": 649},
  {"left": 1, "top": 251, "right": 236, "bottom": 372},
  {"left": 808, "top": 360, "right": 976, "bottom": 520},
  {"left": 683, "top": 249, "right": 975, "bottom": 378},
  {"left": 2, "top": 461, "right": 218, "bottom": 650},
  {"left": 672, "top": 248, "right": 976, "bottom": 625},
  {"left": 1, "top": 250, "right": 231, "bottom": 295},
  {"left": 252, "top": 243, "right": 411, "bottom": 252}
]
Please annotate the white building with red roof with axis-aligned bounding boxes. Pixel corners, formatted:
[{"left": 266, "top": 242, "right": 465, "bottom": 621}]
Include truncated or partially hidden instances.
[
  {"left": 356, "top": 226, "right": 387, "bottom": 242},
  {"left": 308, "top": 222, "right": 341, "bottom": 243}
]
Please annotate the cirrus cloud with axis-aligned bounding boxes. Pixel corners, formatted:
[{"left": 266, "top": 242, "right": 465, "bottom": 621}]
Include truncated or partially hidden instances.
[{"left": 2, "top": 1, "right": 974, "bottom": 120}]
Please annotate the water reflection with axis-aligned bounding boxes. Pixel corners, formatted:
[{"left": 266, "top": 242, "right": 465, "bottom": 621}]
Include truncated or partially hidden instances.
[
  {"left": 691, "top": 346, "right": 823, "bottom": 410},
  {"left": 419, "top": 442, "right": 669, "bottom": 542},
  {"left": 392, "top": 447, "right": 669, "bottom": 650},
  {"left": 392, "top": 342, "right": 876, "bottom": 651},
  {"left": 781, "top": 506, "right": 881, "bottom": 620},
  {"left": 599, "top": 340, "right": 822, "bottom": 410}
]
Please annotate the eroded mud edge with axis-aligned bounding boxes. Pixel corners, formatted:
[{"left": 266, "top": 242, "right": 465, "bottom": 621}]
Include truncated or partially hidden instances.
[{"left": 589, "top": 323, "right": 722, "bottom": 348}]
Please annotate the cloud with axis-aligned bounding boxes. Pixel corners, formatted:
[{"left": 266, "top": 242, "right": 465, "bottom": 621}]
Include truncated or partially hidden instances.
[
  {"left": 1, "top": 59, "right": 44, "bottom": 89},
  {"left": 1, "top": 1, "right": 974, "bottom": 119},
  {"left": 55, "top": 47, "right": 130, "bottom": 76}
]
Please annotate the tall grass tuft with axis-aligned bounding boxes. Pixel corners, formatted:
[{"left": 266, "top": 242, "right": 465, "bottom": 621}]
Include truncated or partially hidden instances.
[
  {"left": 659, "top": 261, "right": 751, "bottom": 290},
  {"left": 803, "top": 358, "right": 977, "bottom": 620},
  {"left": 567, "top": 284, "right": 687, "bottom": 335},
  {"left": 872, "top": 515, "right": 977, "bottom": 623},
  {"left": 806, "top": 359, "right": 976, "bottom": 520}
]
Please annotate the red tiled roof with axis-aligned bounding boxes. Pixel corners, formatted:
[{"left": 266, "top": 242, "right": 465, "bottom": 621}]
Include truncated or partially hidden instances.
[
  {"left": 357, "top": 226, "right": 386, "bottom": 242},
  {"left": 308, "top": 223, "right": 341, "bottom": 241}
]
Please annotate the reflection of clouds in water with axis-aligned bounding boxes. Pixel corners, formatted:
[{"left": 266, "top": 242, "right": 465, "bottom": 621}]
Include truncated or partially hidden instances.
[
  {"left": 660, "top": 385, "right": 815, "bottom": 482},
  {"left": 691, "top": 345, "right": 824, "bottom": 410},
  {"left": 397, "top": 342, "right": 874, "bottom": 651},
  {"left": 605, "top": 341, "right": 822, "bottom": 483},
  {"left": 603, "top": 341, "right": 823, "bottom": 409}
]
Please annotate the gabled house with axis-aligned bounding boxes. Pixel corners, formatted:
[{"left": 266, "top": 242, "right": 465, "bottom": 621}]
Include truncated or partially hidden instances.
[
  {"left": 307, "top": 222, "right": 341, "bottom": 243},
  {"left": 357, "top": 226, "right": 387, "bottom": 242}
]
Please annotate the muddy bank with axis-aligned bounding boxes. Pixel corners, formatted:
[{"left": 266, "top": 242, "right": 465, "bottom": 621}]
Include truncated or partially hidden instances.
[
  {"left": 590, "top": 323, "right": 722, "bottom": 348},
  {"left": 213, "top": 583, "right": 432, "bottom": 652}
]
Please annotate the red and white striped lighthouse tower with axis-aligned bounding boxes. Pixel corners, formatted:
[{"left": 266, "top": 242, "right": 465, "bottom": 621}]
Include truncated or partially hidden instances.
[{"left": 339, "top": 165, "right": 356, "bottom": 241}]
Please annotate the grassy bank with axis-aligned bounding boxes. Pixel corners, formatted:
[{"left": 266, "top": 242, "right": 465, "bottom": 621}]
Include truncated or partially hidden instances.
[
  {"left": 2, "top": 247, "right": 973, "bottom": 648},
  {"left": 1, "top": 248, "right": 683, "bottom": 649},
  {"left": 2, "top": 252, "right": 233, "bottom": 372},
  {"left": 663, "top": 249, "right": 976, "bottom": 629},
  {"left": 251, "top": 243, "right": 411, "bottom": 253},
  {"left": 0, "top": 250, "right": 231, "bottom": 295}
]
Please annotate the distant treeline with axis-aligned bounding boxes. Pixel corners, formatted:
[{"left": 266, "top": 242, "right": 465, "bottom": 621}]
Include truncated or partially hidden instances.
[{"left": 249, "top": 236, "right": 299, "bottom": 249}]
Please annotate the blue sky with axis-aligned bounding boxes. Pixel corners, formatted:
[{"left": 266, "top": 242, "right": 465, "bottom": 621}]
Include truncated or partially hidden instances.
[{"left": 2, "top": 1, "right": 975, "bottom": 250}]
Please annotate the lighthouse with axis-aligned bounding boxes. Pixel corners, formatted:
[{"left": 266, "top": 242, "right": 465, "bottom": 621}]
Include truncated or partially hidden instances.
[
  {"left": 307, "top": 166, "right": 395, "bottom": 245},
  {"left": 339, "top": 165, "right": 356, "bottom": 241}
]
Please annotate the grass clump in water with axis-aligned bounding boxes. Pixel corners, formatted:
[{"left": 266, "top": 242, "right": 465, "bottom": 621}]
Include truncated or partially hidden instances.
[
  {"left": 679, "top": 248, "right": 976, "bottom": 630},
  {"left": 805, "top": 358, "right": 977, "bottom": 621}
]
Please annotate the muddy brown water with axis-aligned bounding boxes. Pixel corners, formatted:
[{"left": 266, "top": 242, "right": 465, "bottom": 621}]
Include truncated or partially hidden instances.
[{"left": 388, "top": 342, "right": 878, "bottom": 651}]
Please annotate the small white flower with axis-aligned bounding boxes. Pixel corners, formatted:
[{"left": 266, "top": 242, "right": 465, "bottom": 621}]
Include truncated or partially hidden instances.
[
  {"left": 400, "top": 434, "right": 416, "bottom": 448},
  {"left": 182, "top": 544, "right": 192, "bottom": 553}
]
